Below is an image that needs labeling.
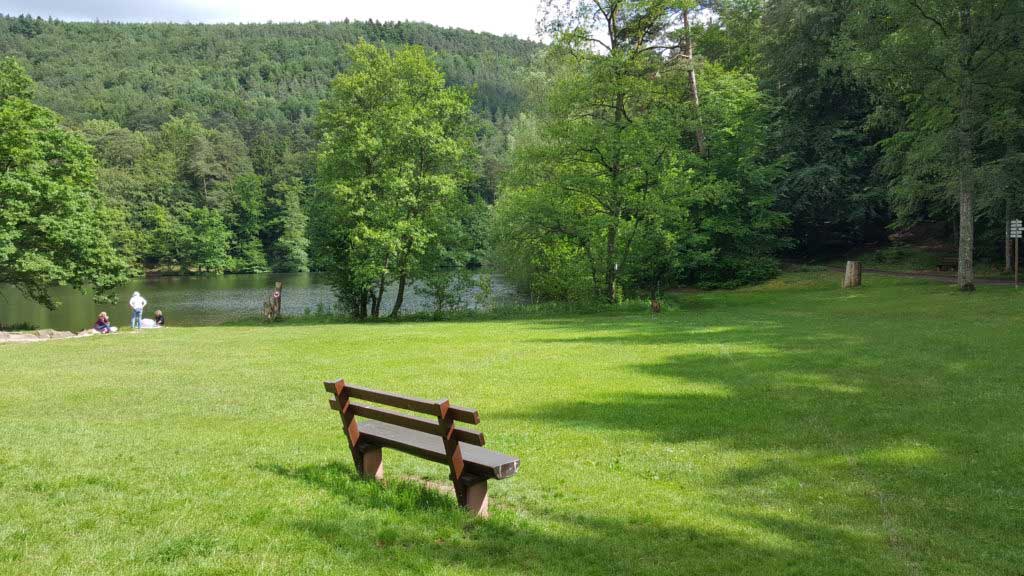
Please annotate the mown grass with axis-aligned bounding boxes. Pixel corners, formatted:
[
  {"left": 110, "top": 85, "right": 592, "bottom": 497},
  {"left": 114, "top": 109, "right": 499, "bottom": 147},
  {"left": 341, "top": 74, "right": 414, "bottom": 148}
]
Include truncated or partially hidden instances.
[{"left": 1, "top": 270, "right": 1022, "bottom": 575}]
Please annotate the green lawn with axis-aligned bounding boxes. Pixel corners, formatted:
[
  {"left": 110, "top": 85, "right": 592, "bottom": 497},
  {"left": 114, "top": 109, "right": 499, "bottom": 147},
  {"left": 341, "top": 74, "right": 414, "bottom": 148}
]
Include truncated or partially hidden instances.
[{"left": 1, "top": 271, "right": 1022, "bottom": 575}]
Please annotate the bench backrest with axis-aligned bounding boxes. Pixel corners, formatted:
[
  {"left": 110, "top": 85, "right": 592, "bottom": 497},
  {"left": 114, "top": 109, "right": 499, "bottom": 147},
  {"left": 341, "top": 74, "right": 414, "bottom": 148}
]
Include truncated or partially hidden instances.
[{"left": 323, "top": 379, "right": 483, "bottom": 481}]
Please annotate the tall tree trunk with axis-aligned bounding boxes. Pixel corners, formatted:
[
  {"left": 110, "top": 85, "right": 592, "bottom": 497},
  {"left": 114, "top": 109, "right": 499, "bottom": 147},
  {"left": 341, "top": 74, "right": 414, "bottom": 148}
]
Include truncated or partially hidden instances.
[
  {"left": 371, "top": 274, "right": 386, "bottom": 318},
  {"left": 956, "top": 2, "right": 975, "bottom": 291},
  {"left": 391, "top": 272, "right": 407, "bottom": 317},
  {"left": 605, "top": 223, "right": 618, "bottom": 303},
  {"left": 390, "top": 242, "right": 413, "bottom": 318},
  {"left": 682, "top": 9, "right": 706, "bottom": 157},
  {"left": 357, "top": 291, "right": 369, "bottom": 320}
]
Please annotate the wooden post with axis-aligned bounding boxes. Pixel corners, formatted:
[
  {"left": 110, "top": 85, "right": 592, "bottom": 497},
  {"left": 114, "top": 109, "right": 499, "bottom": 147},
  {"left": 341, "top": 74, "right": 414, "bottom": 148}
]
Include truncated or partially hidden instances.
[
  {"left": 360, "top": 446, "right": 385, "bottom": 480},
  {"left": 263, "top": 281, "right": 283, "bottom": 321},
  {"left": 327, "top": 380, "right": 364, "bottom": 475},
  {"left": 436, "top": 399, "right": 472, "bottom": 511},
  {"left": 1013, "top": 220, "right": 1022, "bottom": 288},
  {"left": 843, "top": 261, "right": 862, "bottom": 288},
  {"left": 464, "top": 480, "right": 489, "bottom": 518}
]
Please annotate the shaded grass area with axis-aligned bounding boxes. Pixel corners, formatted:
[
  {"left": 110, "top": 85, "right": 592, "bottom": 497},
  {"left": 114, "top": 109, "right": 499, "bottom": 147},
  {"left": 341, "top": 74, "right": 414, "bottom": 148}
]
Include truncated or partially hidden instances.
[
  {"left": 1, "top": 271, "right": 1022, "bottom": 575},
  {"left": 816, "top": 244, "right": 1012, "bottom": 277}
]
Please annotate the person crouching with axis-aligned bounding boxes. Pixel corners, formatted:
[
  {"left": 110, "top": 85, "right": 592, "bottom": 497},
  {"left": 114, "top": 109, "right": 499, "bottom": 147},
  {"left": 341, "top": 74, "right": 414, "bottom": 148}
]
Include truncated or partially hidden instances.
[{"left": 93, "top": 312, "right": 116, "bottom": 334}]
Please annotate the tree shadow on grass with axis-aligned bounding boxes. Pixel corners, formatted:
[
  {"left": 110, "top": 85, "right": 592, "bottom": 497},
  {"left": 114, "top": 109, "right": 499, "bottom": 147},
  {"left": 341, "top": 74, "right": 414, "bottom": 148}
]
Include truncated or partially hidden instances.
[
  {"left": 259, "top": 462, "right": 458, "bottom": 514},
  {"left": 260, "top": 462, "right": 843, "bottom": 575},
  {"left": 507, "top": 315, "right": 1024, "bottom": 574}
]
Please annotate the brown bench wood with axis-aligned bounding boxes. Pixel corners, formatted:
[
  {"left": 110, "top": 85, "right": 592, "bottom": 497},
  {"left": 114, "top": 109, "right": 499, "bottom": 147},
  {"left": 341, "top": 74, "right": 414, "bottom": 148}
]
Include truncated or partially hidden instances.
[
  {"left": 937, "top": 257, "right": 958, "bottom": 271},
  {"left": 321, "top": 378, "right": 519, "bottom": 516}
]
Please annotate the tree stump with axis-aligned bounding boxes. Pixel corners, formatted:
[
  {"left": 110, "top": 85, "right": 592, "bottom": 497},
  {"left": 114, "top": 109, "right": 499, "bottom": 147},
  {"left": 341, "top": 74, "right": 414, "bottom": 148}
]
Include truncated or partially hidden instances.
[
  {"left": 843, "top": 261, "right": 862, "bottom": 288},
  {"left": 263, "top": 281, "right": 283, "bottom": 321}
]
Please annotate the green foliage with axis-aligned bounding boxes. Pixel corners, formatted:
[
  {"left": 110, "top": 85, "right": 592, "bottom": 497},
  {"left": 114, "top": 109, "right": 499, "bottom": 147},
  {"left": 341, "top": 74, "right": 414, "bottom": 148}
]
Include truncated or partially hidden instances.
[
  {"left": 179, "top": 206, "right": 233, "bottom": 273},
  {"left": 0, "top": 17, "right": 534, "bottom": 133},
  {"left": 266, "top": 178, "right": 310, "bottom": 272},
  {"left": 313, "top": 42, "right": 476, "bottom": 318},
  {"left": 758, "top": 0, "right": 889, "bottom": 254},
  {"left": 495, "top": 1, "right": 786, "bottom": 301},
  {"left": 225, "top": 174, "right": 269, "bottom": 273},
  {"left": 0, "top": 57, "right": 131, "bottom": 309},
  {"left": 414, "top": 269, "right": 474, "bottom": 315},
  {"left": 0, "top": 16, "right": 538, "bottom": 276},
  {"left": 159, "top": 115, "right": 253, "bottom": 206},
  {"left": 694, "top": 0, "right": 766, "bottom": 73}
]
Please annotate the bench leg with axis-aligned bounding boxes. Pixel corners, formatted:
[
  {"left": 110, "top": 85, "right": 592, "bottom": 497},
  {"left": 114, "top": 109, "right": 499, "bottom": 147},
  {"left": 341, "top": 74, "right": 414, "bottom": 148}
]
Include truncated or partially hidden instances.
[
  {"left": 358, "top": 447, "right": 384, "bottom": 481},
  {"left": 456, "top": 480, "right": 489, "bottom": 518}
]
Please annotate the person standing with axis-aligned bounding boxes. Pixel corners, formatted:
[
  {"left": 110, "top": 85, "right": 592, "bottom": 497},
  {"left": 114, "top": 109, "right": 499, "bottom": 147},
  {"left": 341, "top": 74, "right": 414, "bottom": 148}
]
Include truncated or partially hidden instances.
[{"left": 129, "top": 291, "right": 147, "bottom": 330}]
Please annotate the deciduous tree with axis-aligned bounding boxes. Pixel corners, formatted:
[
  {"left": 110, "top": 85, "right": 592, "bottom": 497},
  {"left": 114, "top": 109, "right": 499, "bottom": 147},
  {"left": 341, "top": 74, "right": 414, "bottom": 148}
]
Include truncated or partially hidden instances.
[
  {"left": 314, "top": 41, "right": 474, "bottom": 317},
  {"left": 0, "top": 57, "right": 130, "bottom": 309}
]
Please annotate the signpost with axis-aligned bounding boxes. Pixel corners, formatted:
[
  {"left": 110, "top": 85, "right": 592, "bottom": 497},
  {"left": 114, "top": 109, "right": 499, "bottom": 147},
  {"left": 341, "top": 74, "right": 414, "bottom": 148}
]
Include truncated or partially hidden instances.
[{"left": 1012, "top": 220, "right": 1022, "bottom": 288}]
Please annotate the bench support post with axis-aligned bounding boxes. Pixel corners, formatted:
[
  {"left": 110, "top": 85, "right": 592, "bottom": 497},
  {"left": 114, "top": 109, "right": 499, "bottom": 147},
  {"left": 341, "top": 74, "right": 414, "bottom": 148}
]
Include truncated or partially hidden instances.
[
  {"left": 358, "top": 446, "right": 384, "bottom": 481},
  {"left": 460, "top": 480, "right": 489, "bottom": 517}
]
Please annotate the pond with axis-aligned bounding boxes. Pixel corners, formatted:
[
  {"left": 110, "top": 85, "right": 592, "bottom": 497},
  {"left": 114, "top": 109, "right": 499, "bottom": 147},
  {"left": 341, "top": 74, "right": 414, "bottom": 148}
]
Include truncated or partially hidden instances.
[{"left": 0, "top": 272, "right": 525, "bottom": 331}]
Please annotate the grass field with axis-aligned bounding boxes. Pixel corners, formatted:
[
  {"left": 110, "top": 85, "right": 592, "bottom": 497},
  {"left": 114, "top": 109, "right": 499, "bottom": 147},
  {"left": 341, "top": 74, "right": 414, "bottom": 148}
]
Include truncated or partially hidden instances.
[{"left": 1, "top": 270, "right": 1022, "bottom": 575}]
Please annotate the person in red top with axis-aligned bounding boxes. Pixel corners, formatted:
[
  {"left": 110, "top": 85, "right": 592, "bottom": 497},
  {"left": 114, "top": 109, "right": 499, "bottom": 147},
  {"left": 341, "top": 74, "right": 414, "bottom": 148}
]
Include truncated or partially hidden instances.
[{"left": 94, "top": 312, "right": 112, "bottom": 334}]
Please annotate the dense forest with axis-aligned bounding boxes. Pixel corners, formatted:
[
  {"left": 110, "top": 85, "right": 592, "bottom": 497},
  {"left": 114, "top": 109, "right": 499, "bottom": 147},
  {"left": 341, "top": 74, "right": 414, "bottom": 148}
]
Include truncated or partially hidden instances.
[
  {"left": 3, "top": 0, "right": 1024, "bottom": 315},
  {"left": 0, "top": 15, "right": 534, "bottom": 277}
]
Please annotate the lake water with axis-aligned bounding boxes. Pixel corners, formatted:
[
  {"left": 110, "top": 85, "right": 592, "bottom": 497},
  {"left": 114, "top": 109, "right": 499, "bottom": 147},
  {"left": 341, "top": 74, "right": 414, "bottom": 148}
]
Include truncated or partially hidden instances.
[{"left": 0, "top": 272, "right": 524, "bottom": 331}]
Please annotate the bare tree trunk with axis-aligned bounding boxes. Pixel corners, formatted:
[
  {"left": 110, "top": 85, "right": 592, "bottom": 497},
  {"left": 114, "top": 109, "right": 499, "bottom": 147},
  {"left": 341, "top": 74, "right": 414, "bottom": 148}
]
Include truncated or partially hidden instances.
[
  {"left": 605, "top": 223, "right": 618, "bottom": 303},
  {"left": 956, "top": 2, "right": 975, "bottom": 291},
  {"left": 843, "top": 261, "right": 862, "bottom": 288},
  {"left": 604, "top": 85, "right": 626, "bottom": 304},
  {"left": 391, "top": 272, "right": 407, "bottom": 318},
  {"left": 390, "top": 239, "right": 414, "bottom": 317},
  {"left": 262, "top": 281, "right": 284, "bottom": 321},
  {"left": 371, "top": 273, "right": 386, "bottom": 318},
  {"left": 356, "top": 291, "right": 369, "bottom": 320},
  {"left": 682, "top": 9, "right": 706, "bottom": 157}
]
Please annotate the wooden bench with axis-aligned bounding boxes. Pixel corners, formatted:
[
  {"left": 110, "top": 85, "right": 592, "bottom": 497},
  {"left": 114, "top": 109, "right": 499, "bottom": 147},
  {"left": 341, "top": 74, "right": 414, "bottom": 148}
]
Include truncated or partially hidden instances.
[
  {"left": 937, "top": 257, "right": 958, "bottom": 271},
  {"left": 322, "top": 379, "right": 519, "bottom": 516}
]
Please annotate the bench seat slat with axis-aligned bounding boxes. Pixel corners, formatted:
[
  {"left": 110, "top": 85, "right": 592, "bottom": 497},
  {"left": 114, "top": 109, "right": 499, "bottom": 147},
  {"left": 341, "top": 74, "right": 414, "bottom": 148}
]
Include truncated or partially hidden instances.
[{"left": 357, "top": 421, "right": 519, "bottom": 480}]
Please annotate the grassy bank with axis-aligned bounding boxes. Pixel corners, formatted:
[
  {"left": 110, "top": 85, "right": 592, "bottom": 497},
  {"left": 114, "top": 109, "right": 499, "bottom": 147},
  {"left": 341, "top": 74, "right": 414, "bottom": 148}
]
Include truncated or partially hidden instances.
[{"left": 1, "top": 271, "right": 1021, "bottom": 575}]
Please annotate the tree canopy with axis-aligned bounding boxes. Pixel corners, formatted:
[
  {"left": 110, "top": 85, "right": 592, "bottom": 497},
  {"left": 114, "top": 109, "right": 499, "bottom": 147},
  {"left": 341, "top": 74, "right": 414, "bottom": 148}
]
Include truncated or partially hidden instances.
[
  {"left": 494, "top": 0, "right": 786, "bottom": 302},
  {"left": 313, "top": 41, "right": 477, "bottom": 318},
  {"left": 0, "top": 15, "right": 537, "bottom": 277},
  {"left": 5, "top": 3, "right": 1024, "bottom": 315},
  {"left": 0, "top": 57, "right": 131, "bottom": 308}
]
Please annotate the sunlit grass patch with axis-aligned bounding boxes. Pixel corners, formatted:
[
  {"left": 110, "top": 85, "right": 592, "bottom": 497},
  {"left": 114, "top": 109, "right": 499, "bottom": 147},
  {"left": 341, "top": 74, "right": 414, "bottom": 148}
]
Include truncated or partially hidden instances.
[{"left": 1, "top": 271, "right": 1022, "bottom": 575}]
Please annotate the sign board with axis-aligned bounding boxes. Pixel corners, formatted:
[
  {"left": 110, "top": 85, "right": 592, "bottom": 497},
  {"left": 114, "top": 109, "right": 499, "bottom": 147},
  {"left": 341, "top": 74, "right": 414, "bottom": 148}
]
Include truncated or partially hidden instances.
[{"left": 1012, "top": 220, "right": 1023, "bottom": 239}]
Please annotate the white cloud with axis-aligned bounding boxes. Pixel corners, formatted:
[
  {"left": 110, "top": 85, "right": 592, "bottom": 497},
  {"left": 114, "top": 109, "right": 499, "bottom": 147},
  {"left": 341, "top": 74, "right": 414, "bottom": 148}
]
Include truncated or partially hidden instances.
[{"left": 3, "top": 0, "right": 542, "bottom": 40}]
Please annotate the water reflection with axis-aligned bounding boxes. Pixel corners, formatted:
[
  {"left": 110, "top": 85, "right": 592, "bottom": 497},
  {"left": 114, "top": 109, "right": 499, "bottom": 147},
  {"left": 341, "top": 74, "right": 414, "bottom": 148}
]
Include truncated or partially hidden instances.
[{"left": 0, "top": 272, "right": 523, "bottom": 331}]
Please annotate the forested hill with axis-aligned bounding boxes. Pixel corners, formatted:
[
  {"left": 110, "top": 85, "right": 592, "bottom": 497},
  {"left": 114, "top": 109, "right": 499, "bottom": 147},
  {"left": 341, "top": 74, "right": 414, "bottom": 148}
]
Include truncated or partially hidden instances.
[
  {"left": 0, "top": 15, "right": 538, "bottom": 275},
  {"left": 0, "top": 15, "right": 536, "bottom": 157}
]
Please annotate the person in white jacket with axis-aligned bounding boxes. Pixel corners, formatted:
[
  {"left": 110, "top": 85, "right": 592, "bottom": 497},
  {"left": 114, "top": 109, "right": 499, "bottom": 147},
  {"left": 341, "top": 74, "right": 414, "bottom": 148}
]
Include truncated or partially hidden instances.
[{"left": 128, "top": 291, "right": 147, "bottom": 330}]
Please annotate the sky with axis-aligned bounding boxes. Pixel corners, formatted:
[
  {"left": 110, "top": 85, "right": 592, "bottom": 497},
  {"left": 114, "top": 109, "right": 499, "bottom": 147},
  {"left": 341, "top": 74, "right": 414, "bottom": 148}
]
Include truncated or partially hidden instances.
[{"left": 1, "top": 0, "right": 542, "bottom": 40}]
